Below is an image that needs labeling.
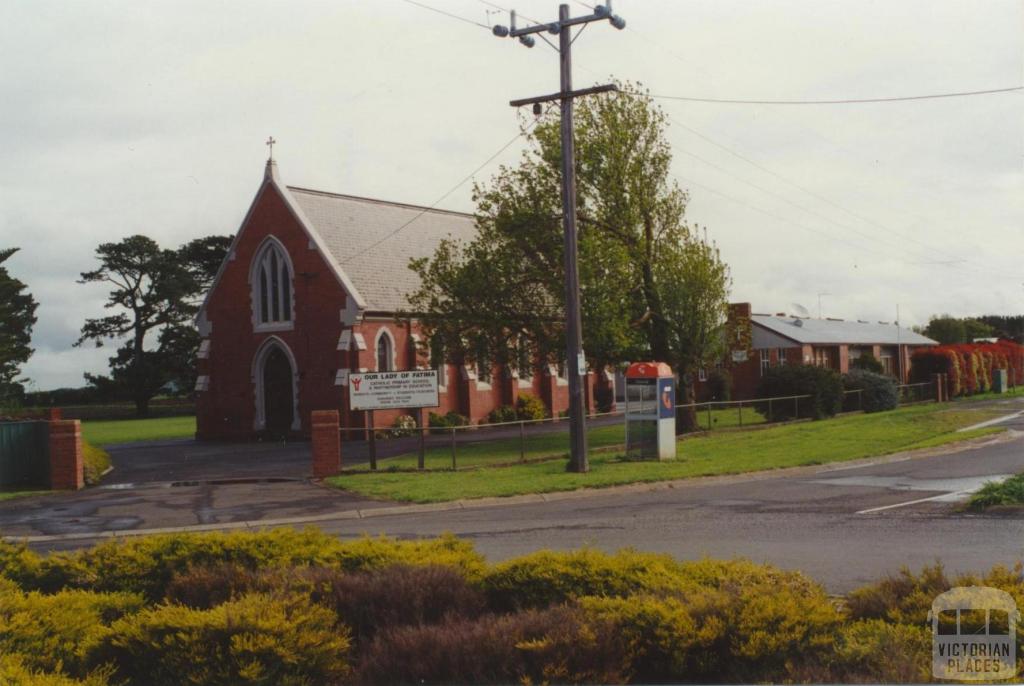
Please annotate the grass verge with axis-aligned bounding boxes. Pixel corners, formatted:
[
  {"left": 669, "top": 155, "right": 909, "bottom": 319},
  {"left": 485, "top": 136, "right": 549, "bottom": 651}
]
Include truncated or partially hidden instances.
[
  {"left": 327, "top": 403, "right": 1008, "bottom": 503},
  {"left": 965, "top": 473, "right": 1024, "bottom": 511},
  {"left": 366, "top": 406, "right": 764, "bottom": 471},
  {"left": 83, "top": 440, "right": 112, "bottom": 486},
  {"left": 0, "top": 490, "right": 49, "bottom": 502},
  {"left": 81, "top": 415, "right": 196, "bottom": 446}
]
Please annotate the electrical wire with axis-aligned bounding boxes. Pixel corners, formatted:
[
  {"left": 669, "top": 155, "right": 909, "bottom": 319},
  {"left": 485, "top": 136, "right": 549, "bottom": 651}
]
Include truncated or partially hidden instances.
[
  {"left": 646, "top": 85, "right": 1024, "bottom": 106},
  {"left": 648, "top": 106, "right": 1024, "bottom": 280},
  {"left": 398, "top": 0, "right": 489, "bottom": 29},
  {"left": 341, "top": 117, "right": 545, "bottom": 265}
]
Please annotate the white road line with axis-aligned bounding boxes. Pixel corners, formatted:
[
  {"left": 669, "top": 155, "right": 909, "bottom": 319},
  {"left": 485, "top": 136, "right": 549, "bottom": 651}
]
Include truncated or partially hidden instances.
[
  {"left": 957, "top": 410, "right": 1024, "bottom": 432},
  {"left": 857, "top": 491, "right": 968, "bottom": 514}
]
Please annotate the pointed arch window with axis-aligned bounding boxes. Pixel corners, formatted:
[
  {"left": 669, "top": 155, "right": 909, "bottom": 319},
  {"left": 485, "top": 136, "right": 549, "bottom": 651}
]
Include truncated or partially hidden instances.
[
  {"left": 253, "top": 241, "right": 293, "bottom": 326},
  {"left": 377, "top": 331, "right": 394, "bottom": 372}
]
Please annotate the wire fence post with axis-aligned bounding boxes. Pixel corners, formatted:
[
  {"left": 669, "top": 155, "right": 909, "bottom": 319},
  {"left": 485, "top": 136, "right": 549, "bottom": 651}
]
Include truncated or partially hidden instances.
[
  {"left": 519, "top": 421, "right": 526, "bottom": 462},
  {"left": 738, "top": 400, "right": 743, "bottom": 427},
  {"left": 767, "top": 397, "right": 773, "bottom": 423},
  {"left": 367, "top": 410, "right": 377, "bottom": 471},
  {"left": 417, "top": 409, "right": 425, "bottom": 471},
  {"left": 450, "top": 426, "right": 456, "bottom": 470},
  {"left": 794, "top": 396, "right": 799, "bottom": 419},
  {"left": 706, "top": 403, "right": 712, "bottom": 432}
]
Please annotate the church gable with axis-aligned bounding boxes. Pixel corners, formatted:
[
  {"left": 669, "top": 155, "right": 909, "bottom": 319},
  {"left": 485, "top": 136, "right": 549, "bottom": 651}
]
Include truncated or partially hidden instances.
[{"left": 198, "top": 161, "right": 364, "bottom": 335}]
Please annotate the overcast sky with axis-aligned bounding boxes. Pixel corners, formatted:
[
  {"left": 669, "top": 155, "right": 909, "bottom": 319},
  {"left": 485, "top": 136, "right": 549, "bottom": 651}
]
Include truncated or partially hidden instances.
[{"left": 1, "top": 0, "right": 1021, "bottom": 391}]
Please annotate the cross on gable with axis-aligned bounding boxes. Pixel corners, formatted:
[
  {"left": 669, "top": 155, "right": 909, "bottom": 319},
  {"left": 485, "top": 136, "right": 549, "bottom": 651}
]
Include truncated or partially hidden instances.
[{"left": 266, "top": 136, "right": 277, "bottom": 161}]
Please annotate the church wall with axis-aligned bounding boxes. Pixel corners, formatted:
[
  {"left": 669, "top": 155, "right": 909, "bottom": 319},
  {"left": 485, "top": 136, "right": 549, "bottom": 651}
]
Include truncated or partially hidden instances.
[{"left": 196, "top": 184, "right": 346, "bottom": 440}]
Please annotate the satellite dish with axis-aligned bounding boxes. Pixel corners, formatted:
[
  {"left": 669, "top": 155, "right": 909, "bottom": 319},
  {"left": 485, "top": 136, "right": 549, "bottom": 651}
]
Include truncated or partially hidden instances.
[{"left": 791, "top": 303, "right": 810, "bottom": 318}]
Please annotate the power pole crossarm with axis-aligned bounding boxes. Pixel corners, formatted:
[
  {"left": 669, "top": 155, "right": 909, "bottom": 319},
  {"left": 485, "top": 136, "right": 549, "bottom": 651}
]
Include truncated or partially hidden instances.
[{"left": 493, "top": 2, "right": 625, "bottom": 474}]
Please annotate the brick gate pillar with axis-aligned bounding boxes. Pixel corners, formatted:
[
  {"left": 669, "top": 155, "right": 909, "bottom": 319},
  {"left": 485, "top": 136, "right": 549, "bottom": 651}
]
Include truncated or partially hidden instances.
[
  {"left": 49, "top": 419, "right": 83, "bottom": 490},
  {"left": 311, "top": 410, "right": 341, "bottom": 478}
]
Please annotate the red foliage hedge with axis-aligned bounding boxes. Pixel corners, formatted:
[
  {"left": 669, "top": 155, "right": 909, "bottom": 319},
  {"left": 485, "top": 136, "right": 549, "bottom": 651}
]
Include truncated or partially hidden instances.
[{"left": 910, "top": 340, "right": 1024, "bottom": 397}]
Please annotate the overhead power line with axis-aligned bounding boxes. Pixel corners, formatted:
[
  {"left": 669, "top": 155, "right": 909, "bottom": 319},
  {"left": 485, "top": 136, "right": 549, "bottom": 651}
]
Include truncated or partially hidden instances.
[
  {"left": 342, "top": 117, "right": 543, "bottom": 266},
  {"left": 645, "top": 85, "right": 1024, "bottom": 106},
  {"left": 398, "top": 0, "right": 489, "bottom": 29}
]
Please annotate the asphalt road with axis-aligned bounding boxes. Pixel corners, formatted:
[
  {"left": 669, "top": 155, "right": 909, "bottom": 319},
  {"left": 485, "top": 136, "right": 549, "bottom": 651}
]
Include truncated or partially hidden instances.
[
  {"left": 312, "top": 412, "right": 1024, "bottom": 593},
  {"left": 5, "top": 403, "right": 1024, "bottom": 593}
]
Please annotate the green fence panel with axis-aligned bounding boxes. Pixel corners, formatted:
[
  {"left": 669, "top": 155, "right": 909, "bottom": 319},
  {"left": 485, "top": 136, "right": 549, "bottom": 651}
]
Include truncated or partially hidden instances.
[{"left": 0, "top": 421, "right": 50, "bottom": 489}]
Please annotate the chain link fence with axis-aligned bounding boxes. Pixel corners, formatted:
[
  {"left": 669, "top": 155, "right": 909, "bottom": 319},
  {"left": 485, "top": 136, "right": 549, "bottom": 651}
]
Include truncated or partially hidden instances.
[{"left": 340, "top": 378, "right": 940, "bottom": 471}]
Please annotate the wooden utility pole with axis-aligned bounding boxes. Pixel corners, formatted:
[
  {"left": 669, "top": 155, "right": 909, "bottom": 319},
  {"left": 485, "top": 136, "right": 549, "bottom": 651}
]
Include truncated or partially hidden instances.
[{"left": 494, "top": 2, "right": 625, "bottom": 473}]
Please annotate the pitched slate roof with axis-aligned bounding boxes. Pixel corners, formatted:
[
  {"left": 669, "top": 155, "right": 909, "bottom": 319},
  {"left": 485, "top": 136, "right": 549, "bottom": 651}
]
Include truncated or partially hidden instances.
[
  {"left": 751, "top": 314, "right": 937, "bottom": 346},
  {"left": 287, "top": 186, "right": 478, "bottom": 313}
]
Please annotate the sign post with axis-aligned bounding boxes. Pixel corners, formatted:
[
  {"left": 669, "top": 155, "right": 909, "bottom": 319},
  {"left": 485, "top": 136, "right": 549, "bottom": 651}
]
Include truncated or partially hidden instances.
[{"left": 348, "top": 371, "right": 440, "bottom": 471}]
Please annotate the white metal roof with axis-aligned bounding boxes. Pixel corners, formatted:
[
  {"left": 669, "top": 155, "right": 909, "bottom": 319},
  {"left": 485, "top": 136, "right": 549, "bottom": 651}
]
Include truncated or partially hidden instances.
[{"left": 751, "top": 314, "right": 938, "bottom": 346}]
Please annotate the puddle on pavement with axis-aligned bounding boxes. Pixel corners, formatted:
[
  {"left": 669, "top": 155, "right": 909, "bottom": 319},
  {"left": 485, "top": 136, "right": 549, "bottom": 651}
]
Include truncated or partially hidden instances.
[
  {"left": 99, "top": 477, "right": 304, "bottom": 490},
  {"left": 809, "top": 474, "right": 1014, "bottom": 494}
]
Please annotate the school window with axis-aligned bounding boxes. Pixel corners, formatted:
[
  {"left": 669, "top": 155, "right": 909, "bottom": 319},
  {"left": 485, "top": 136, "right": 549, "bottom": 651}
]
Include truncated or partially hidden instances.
[
  {"left": 776, "top": 348, "right": 787, "bottom": 366},
  {"left": 759, "top": 349, "right": 771, "bottom": 376},
  {"left": 698, "top": 367, "right": 707, "bottom": 382}
]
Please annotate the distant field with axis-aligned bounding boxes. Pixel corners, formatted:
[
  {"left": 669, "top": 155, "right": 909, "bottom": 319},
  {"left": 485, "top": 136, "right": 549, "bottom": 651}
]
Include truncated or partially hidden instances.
[{"left": 81, "top": 416, "right": 196, "bottom": 446}]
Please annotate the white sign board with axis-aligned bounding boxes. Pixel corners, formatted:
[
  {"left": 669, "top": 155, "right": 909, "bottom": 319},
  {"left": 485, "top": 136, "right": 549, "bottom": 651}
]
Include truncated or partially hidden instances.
[
  {"left": 731, "top": 350, "right": 748, "bottom": 363},
  {"left": 348, "top": 370, "right": 440, "bottom": 411}
]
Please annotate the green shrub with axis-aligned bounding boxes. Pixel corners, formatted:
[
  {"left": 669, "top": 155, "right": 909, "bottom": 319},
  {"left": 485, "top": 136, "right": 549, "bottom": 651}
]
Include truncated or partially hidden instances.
[
  {"left": 0, "top": 580, "right": 142, "bottom": 678},
  {"left": 580, "top": 574, "right": 841, "bottom": 682},
  {"left": 843, "top": 369, "right": 899, "bottom": 413},
  {"left": 967, "top": 473, "right": 1024, "bottom": 510},
  {"left": 483, "top": 548, "right": 699, "bottom": 612},
  {"left": 82, "top": 441, "right": 112, "bottom": 487},
  {"left": 326, "top": 533, "right": 486, "bottom": 581},
  {"left": 829, "top": 619, "right": 931, "bottom": 683},
  {"left": 851, "top": 352, "right": 885, "bottom": 374},
  {"left": 845, "top": 563, "right": 950, "bottom": 625},
  {"left": 757, "top": 364, "right": 843, "bottom": 420},
  {"left": 85, "top": 593, "right": 350, "bottom": 686},
  {"left": 165, "top": 562, "right": 487, "bottom": 646},
  {"left": 515, "top": 393, "right": 548, "bottom": 421},
  {"left": 487, "top": 405, "right": 518, "bottom": 424},
  {"left": 383, "top": 414, "right": 417, "bottom": 438},
  {"left": 8, "top": 530, "right": 484, "bottom": 599},
  {"left": 0, "top": 655, "right": 110, "bottom": 686},
  {"left": 306, "top": 563, "right": 486, "bottom": 645},
  {"left": 428, "top": 410, "right": 469, "bottom": 434},
  {"left": 594, "top": 382, "right": 615, "bottom": 413},
  {"left": 355, "top": 605, "right": 628, "bottom": 685},
  {"left": 707, "top": 369, "right": 732, "bottom": 401}
]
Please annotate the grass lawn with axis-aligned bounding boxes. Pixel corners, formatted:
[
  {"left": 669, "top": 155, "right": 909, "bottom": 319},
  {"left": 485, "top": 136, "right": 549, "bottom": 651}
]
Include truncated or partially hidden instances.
[
  {"left": 0, "top": 490, "right": 49, "bottom": 502},
  {"left": 327, "top": 402, "right": 1009, "bottom": 503},
  {"left": 366, "top": 406, "right": 765, "bottom": 471},
  {"left": 965, "top": 473, "right": 1024, "bottom": 511},
  {"left": 81, "top": 415, "right": 196, "bottom": 447}
]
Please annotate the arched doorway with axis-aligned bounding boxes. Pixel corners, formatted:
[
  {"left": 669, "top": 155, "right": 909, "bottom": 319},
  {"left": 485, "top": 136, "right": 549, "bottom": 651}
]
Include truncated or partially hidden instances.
[{"left": 262, "top": 346, "right": 295, "bottom": 438}]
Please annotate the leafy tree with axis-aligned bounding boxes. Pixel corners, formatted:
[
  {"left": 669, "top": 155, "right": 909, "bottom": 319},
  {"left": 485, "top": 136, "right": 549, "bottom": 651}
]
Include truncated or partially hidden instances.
[
  {"left": 921, "top": 315, "right": 995, "bottom": 344},
  {"left": 408, "top": 85, "right": 730, "bottom": 433},
  {"left": 977, "top": 314, "right": 1024, "bottom": 343},
  {"left": 75, "top": 235, "right": 229, "bottom": 416},
  {"left": 0, "top": 248, "right": 38, "bottom": 407},
  {"left": 655, "top": 231, "right": 731, "bottom": 430}
]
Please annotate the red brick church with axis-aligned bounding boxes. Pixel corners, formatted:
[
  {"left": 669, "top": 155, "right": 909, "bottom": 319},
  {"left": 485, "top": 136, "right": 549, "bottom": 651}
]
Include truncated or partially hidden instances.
[{"left": 195, "top": 159, "right": 605, "bottom": 440}]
